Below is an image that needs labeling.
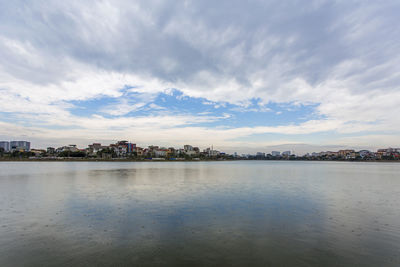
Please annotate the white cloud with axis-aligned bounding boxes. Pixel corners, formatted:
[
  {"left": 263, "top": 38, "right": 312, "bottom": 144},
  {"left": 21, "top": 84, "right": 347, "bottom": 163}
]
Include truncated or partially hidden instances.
[{"left": 1, "top": 0, "right": 400, "bottom": 151}]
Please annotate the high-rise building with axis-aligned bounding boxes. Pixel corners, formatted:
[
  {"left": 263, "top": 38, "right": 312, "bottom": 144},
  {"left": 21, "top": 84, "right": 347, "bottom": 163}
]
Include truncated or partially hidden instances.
[
  {"left": 0, "top": 141, "right": 10, "bottom": 152},
  {"left": 10, "top": 141, "right": 31, "bottom": 152}
]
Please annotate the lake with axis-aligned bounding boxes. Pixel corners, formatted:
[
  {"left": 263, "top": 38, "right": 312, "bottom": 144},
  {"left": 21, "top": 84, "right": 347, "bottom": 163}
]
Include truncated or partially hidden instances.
[{"left": 0, "top": 161, "right": 399, "bottom": 266}]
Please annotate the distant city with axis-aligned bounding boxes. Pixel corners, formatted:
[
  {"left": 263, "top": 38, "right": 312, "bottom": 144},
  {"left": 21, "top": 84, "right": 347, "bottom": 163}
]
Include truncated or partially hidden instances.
[{"left": 1, "top": 140, "right": 399, "bottom": 161}]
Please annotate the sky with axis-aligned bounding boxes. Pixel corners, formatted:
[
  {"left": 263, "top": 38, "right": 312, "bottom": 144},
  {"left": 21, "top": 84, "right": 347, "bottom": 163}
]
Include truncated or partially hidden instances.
[{"left": 0, "top": 0, "right": 400, "bottom": 154}]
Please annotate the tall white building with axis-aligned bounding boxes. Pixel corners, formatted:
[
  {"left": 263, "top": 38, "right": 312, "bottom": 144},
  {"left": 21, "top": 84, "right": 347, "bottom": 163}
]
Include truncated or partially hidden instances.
[
  {"left": 0, "top": 141, "right": 10, "bottom": 152},
  {"left": 10, "top": 141, "right": 31, "bottom": 152},
  {"left": 204, "top": 147, "right": 220, "bottom": 156}
]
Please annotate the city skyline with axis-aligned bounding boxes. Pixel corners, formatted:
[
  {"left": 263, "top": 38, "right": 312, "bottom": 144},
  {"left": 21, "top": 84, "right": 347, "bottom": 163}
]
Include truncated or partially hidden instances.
[
  {"left": 1, "top": 139, "right": 399, "bottom": 161},
  {"left": 1, "top": 1, "right": 400, "bottom": 153}
]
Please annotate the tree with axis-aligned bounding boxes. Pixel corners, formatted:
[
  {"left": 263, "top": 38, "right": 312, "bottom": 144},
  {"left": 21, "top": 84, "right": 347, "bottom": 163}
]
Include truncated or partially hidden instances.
[{"left": 59, "top": 151, "right": 86, "bottom": 157}]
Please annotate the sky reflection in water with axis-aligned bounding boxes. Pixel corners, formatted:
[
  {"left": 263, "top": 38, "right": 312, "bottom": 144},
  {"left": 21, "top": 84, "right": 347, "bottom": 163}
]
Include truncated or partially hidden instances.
[{"left": 0, "top": 161, "right": 399, "bottom": 266}]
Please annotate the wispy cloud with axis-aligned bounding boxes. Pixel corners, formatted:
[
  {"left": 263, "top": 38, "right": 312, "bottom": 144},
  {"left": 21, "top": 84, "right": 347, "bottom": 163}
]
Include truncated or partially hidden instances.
[{"left": 1, "top": 0, "right": 400, "bottom": 151}]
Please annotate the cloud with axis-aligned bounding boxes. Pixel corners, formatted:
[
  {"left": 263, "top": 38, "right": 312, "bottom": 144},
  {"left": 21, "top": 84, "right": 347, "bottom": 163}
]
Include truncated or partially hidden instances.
[{"left": 1, "top": 0, "right": 400, "bottom": 151}]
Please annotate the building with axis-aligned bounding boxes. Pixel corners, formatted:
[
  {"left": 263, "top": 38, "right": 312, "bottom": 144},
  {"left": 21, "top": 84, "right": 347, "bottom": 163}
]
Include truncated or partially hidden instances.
[
  {"left": 66, "top": 145, "right": 78, "bottom": 152},
  {"left": 338, "top": 150, "right": 355, "bottom": 157},
  {"left": 148, "top": 145, "right": 159, "bottom": 151},
  {"left": 168, "top": 147, "right": 176, "bottom": 156},
  {"left": 0, "top": 141, "right": 10, "bottom": 152},
  {"left": 204, "top": 147, "right": 220, "bottom": 157},
  {"left": 135, "top": 147, "right": 144, "bottom": 156},
  {"left": 183, "top": 145, "right": 198, "bottom": 156},
  {"left": 282, "top": 151, "right": 291, "bottom": 156},
  {"left": 113, "top": 141, "right": 129, "bottom": 157},
  {"left": 271, "top": 151, "right": 280, "bottom": 157},
  {"left": 127, "top": 143, "right": 136, "bottom": 153},
  {"left": 88, "top": 143, "right": 102, "bottom": 153},
  {"left": 377, "top": 148, "right": 400, "bottom": 158},
  {"left": 324, "top": 151, "right": 339, "bottom": 157},
  {"left": 56, "top": 144, "right": 79, "bottom": 153},
  {"left": 102, "top": 141, "right": 136, "bottom": 157},
  {"left": 47, "top": 147, "right": 56, "bottom": 154},
  {"left": 184, "top": 150, "right": 198, "bottom": 156},
  {"left": 184, "top": 145, "right": 193, "bottom": 151},
  {"left": 358, "top": 150, "right": 371, "bottom": 158},
  {"left": 30, "top": 149, "right": 46, "bottom": 156},
  {"left": 256, "top": 152, "right": 265, "bottom": 157},
  {"left": 10, "top": 141, "right": 30, "bottom": 152},
  {"left": 154, "top": 149, "right": 168, "bottom": 157}
]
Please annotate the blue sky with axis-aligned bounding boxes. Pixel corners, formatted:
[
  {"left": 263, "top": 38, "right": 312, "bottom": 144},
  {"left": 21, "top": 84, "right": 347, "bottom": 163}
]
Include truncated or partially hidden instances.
[
  {"left": 0, "top": 0, "right": 400, "bottom": 153},
  {"left": 69, "top": 89, "right": 319, "bottom": 127}
]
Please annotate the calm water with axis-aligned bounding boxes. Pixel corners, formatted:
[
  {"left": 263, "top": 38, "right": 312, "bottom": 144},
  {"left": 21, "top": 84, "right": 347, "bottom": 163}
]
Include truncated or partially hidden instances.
[{"left": 0, "top": 161, "right": 399, "bottom": 266}]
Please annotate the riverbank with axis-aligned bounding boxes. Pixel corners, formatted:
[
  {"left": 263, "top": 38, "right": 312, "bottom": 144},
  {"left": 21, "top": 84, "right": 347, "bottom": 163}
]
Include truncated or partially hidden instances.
[
  {"left": 0, "top": 158, "right": 399, "bottom": 163},
  {"left": 0, "top": 158, "right": 229, "bottom": 162}
]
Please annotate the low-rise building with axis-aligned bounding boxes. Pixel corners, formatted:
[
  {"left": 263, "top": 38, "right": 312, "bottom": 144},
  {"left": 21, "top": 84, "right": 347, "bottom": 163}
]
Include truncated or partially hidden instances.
[
  {"left": 0, "top": 141, "right": 10, "bottom": 152},
  {"left": 271, "top": 151, "right": 280, "bottom": 157},
  {"left": 358, "top": 150, "right": 371, "bottom": 158},
  {"left": 30, "top": 149, "right": 46, "bottom": 156},
  {"left": 256, "top": 152, "right": 265, "bottom": 157},
  {"left": 154, "top": 148, "right": 169, "bottom": 157},
  {"left": 346, "top": 152, "right": 356, "bottom": 159},
  {"left": 376, "top": 148, "right": 400, "bottom": 158},
  {"left": 135, "top": 147, "right": 144, "bottom": 156},
  {"left": 184, "top": 145, "right": 193, "bottom": 151},
  {"left": 87, "top": 143, "right": 103, "bottom": 155},
  {"left": 56, "top": 145, "right": 79, "bottom": 153},
  {"left": 47, "top": 147, "right": 55, "bottom": 154},
  {"left": 338, "top": 149, "right": 355, "bottom": 158},
  {"left": 326, "top": 151, "right": 339, "bottom": 157}
]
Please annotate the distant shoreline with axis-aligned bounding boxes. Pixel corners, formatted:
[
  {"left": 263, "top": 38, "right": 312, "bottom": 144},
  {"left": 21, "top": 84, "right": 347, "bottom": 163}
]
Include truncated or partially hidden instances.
[
  {"left": 0, "top": 158, "right": 225, "bottom": 162},
  {"left": 1, "top": 158, "right": 399, "bottom": 163}
]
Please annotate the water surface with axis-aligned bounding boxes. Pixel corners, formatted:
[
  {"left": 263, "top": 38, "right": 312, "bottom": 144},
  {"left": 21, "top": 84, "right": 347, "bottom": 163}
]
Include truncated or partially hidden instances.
[{"left": 0, "top": 161, "right": 399, "bottom": 266}]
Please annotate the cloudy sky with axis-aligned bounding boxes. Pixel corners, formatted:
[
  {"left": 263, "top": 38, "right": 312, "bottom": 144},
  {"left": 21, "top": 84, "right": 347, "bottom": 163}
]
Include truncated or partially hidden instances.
[{"left": 1, "top": 0, "right": 399, "bottom": 154}]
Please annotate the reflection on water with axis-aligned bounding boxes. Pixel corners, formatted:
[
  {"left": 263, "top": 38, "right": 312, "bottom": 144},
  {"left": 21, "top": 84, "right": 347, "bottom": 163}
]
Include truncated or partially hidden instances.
[{"left": 0, "top": 161, "right": 399, "bottom": 266}]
